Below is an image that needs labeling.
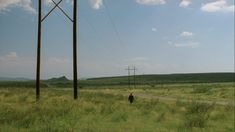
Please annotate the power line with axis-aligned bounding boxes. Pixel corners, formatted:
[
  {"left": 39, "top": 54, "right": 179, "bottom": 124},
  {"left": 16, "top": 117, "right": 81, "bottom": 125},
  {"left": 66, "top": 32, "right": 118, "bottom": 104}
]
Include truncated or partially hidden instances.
[
  {"left": 51, "top": 0, "right": 73, "bottom": 22},
  {"left": 80, "top": 14, "right": 102, "bottom": 41},
  {"left": 53, "top": 7, "right": 72, "bottom": 30},
  {"left": 78, "top": 13, "right": 107, "bottom": 53},
  {"left": 102, "top": 0, "right": 123, "bottom": 46}
]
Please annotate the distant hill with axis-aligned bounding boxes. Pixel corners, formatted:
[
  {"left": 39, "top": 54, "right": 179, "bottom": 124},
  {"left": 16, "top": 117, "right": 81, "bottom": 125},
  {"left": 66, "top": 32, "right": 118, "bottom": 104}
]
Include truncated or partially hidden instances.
[
  {"left": 0, "top": 73, "right": 234, "bottom": 88},
  {"left": 44, "top": 76, "right": 72, "bottom": 88},
  {"left": 47, "top": 76, "right": 70, "bottom": 82},
  {"left": 0, "top": 77, "right": 31, "bottom": 81},
  {"left": 80, "top": 72, "right": 235, "bottom": 86},
  {"left": 0, "top": 76, "right": 71, "bottom": 88}
]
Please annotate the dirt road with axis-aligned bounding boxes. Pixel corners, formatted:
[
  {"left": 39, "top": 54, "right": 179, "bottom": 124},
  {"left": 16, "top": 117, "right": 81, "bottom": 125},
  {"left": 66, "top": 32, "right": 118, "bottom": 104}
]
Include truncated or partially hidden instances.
[
  {"left": 88, "top": 90, "right": 235, "bottom": 107},
  {"left": 133, "top": 92, "right": 234, "bottom": 106}
]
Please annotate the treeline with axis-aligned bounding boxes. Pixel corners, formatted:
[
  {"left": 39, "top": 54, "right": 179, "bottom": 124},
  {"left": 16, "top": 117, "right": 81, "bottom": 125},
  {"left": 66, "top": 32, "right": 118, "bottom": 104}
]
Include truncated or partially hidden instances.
[{"left": 81, "top": 73, "right": 235, "bottom": 86}]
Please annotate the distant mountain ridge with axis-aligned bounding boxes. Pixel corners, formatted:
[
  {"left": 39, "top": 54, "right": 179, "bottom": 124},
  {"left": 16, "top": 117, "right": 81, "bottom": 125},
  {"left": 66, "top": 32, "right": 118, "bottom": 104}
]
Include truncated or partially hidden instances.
[
  {"left": 47, "top": 76, "right": 70, "bottom": 82},
  {"left": 83, "top": 72, "right": 235, "bottom": 86},
  {"left": 0, "top": 77, "right": 31, "bottom": 81},
  {"left": 0, "top": 73, "right": 234, "bottom": 88},
  {"left": 0, "top": 72, "right": 234, "bottom": 84}
]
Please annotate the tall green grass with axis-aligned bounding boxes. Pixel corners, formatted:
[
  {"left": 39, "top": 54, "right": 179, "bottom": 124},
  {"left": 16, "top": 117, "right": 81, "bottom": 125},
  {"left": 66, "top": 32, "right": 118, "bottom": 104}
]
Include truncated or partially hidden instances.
[{"left": 0, "top": 88, "right": 234, "bottom": 132}]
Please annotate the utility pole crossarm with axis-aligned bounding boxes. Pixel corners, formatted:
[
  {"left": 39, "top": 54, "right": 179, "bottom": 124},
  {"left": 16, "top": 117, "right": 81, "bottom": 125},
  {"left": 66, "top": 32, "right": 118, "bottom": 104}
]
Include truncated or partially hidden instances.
[
  {"left": 51, "top": 0, "right": 73, "bottom": 22},
  {"left": 41, "top": 0, "right": 63, "bottom": 22}
]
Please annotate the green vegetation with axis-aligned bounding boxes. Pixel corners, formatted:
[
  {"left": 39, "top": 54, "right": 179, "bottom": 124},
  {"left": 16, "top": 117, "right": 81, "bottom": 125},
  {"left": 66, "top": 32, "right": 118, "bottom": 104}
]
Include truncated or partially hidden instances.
[
  {"left": 0, "top": 73, "right": 234, "bottom": 88},
  {"left": 184, "top": 101, "right": 214, "bottom": 128},
  {"left": 88, "top": 82, "right": 234, "bottom": 103},
  {"left": 0, "top": 81, "right": 49, "bottom": 88},
  {"left": 0, "top": 85, "right": 234, "bottom": 132},
  {"left": 82, "top": 73, "right": 234, "bottom": 87},
  {"left": 0, "top": 73, "right": 234, "bottom": 131}
]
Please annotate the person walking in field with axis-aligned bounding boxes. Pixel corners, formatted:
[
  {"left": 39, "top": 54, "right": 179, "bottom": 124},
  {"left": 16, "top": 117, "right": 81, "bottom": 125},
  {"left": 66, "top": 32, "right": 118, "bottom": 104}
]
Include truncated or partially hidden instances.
[{"left": 128, "top": 93, "right": 134, "bottom": 104}]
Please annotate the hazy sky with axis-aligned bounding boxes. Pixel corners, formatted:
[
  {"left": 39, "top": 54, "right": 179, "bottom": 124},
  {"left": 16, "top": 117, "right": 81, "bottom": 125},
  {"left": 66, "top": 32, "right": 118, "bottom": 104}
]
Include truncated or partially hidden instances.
[{"left": 0, "top": 0, "right": 234, "bottom": 79}]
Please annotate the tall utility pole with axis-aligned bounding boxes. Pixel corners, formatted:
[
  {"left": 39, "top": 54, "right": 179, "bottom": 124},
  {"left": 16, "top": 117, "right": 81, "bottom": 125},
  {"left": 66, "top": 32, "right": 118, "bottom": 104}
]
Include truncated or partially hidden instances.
[
  {"left": 73, "top": 0, "right": 78, "bottom": 99},
  {"left": 36, "top": 0, "right": 78, "bottom": 101},
  {"left": 36, "top": 0, "right": 42, "bottom": 101}
]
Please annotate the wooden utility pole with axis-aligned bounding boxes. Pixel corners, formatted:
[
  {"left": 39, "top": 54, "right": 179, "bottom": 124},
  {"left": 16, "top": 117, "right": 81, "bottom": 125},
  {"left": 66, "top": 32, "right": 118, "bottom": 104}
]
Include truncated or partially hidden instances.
[
  {"left": 36, "top": 0, "right": 42, "bottom": 101},
  {"left": 73, "top": 0, "right": 78, "bottom": 99},
  {"left": 36, "top": 0, "right": 78, "bottom": 101}
]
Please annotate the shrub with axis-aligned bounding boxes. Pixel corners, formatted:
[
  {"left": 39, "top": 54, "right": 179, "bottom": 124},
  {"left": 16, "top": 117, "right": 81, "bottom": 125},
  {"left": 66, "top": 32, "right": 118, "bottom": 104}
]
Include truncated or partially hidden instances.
[
  {"left": 176, "top": 98, "right": 186, "bottom": 107},
  {"left": 224, "top": 103, "right": 234, "bottom": 111},
  {"left": 191, "top": 87, "right": 211, "bottom": 94},
  {"left": 156, "top": 112, "right": 165, "bottom": 122},
  {"left": 184, "top": 101, "right": 214, "bottom": 128}
]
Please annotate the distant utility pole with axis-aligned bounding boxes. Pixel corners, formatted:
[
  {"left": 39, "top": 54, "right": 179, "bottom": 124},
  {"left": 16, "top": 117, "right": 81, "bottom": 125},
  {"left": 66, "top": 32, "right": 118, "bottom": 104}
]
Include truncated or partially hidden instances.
[
  {"left": 36, "top": 0, "right": 78, "bottom": 101},
  {"left": 133, "top": 66, "right": 137, "bottom": 88},
  {"left": 125, "top": 66, "right": 137, "bottom": 88},
  {"left": 125, "top": 66, "right": 131, "bottom": 88}
]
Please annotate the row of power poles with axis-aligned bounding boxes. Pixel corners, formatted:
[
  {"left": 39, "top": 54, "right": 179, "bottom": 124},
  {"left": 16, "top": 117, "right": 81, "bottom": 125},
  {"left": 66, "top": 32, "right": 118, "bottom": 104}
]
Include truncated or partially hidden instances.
[{"left": 125, "top": 66, "right": 137, "bottom": 88}]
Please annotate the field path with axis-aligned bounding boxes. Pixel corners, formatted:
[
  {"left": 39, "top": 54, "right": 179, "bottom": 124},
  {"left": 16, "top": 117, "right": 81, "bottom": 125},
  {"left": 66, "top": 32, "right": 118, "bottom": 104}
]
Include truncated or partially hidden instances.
[
  {"left": 85, "top": 89, "right": 235, "bottom": 107},
  {"left": 133, "top": 92, "right": 234, "bottom": 106}
]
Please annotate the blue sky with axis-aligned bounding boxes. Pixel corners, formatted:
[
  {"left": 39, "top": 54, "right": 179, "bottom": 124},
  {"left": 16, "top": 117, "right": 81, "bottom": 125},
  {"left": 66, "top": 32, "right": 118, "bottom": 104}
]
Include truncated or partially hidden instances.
[{"left": 0, "top": 0, "right": 234, "bottom": 79}]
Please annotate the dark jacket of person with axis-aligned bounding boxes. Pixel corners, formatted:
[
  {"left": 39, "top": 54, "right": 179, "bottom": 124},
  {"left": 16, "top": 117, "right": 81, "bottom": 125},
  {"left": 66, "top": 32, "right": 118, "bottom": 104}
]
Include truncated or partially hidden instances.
[{"left": 128, "top": 93, "right": 134, "bottom": 103}]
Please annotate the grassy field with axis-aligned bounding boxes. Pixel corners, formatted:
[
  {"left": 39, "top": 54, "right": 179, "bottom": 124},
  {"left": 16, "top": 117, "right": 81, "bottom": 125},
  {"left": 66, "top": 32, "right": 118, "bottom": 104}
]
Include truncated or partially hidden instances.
[
  {"left": 0, "top": 82, "right": 234, "bottom": 132},
  {"left": 0, "top": 73, "right": 234, "bottom": 131},
  {"left": 94, "top": 82, "right": 234, "bottom": 103}
]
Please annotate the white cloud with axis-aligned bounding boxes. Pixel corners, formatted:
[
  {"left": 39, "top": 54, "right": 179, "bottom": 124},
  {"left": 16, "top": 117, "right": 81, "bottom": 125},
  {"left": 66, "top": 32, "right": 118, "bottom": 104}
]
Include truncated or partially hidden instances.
[
  {"left": 167, "top": 41, "right": 173, "bottom": 44},
  {"left": 90, "top": 0, "right": 103, "bottom": 10},
  {"left": 66, "top": 0, "right": 73, "bottom": 5},
  {"left": 44, "top": 0, "right": 53, "bottom": 6},
  {"left": 126, "top": 57, "right": 148, "bottom": 62},
  {"left": 43, "top": 57, "right": 72, "bottom": 79},
  {"left": 151, "top": 28, "right": 157, "bottom": 32},
  {"left": 201, "top": 0, "right": 234, "bottom": 13},
  {"left": 136, "top": 0, "right": 166, "bottom": 6},
  {"left": 180, "top": 31, "right": 193, "bottom": 37},
  {"left": 44, "top": 0, "right": 73, "bottom": 6},
  {"left": 0, "top": 52, "right": 73, "bottom": 79},
  {"left": 116, "top": 60, "right": 180, "bottom": 75},
  {"left": 0, "top": 52, "right": 35, "bottom": 78},
  {"left": 174, "top": 42, "right": 199, "bottom": 48},
  {"left": 0, "top": 0, "right": 36, "bottom": 14},
  {"left": 179, "top": 0, "right": 191, "bottom": 8},
  {"left": 0, "top": 52, "right": 18, "bottom": 61},
  {"left": 47, "top": 57, "right": 70, "bottom": 64}
]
